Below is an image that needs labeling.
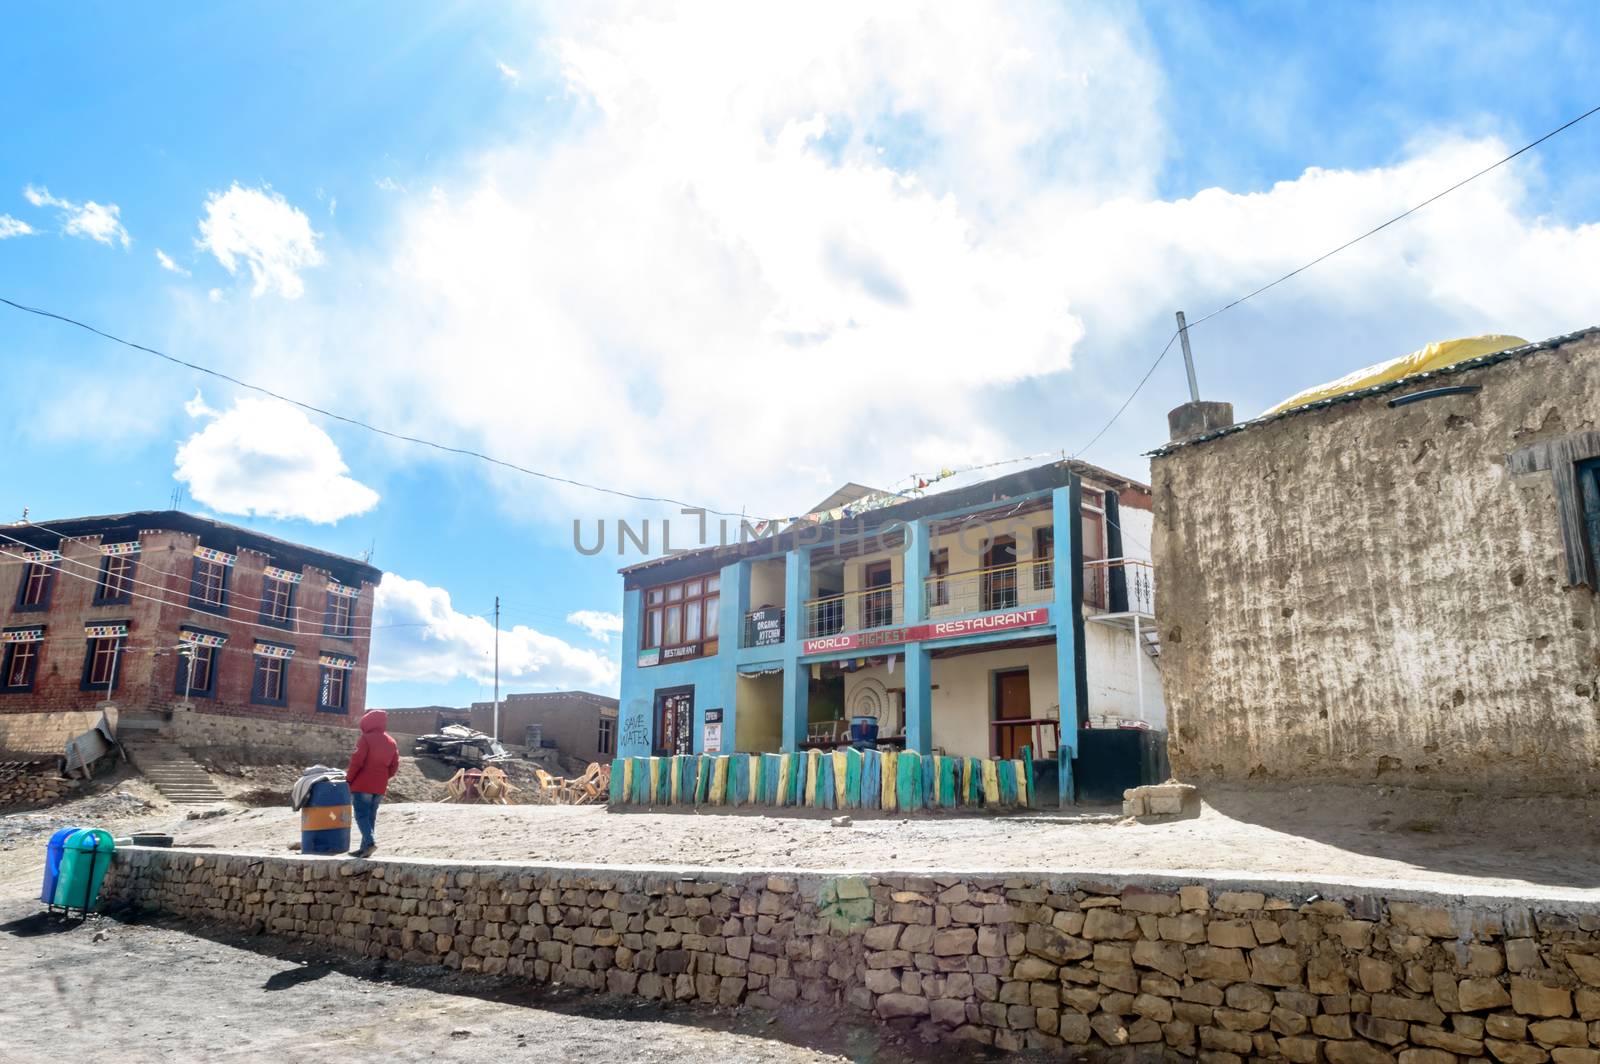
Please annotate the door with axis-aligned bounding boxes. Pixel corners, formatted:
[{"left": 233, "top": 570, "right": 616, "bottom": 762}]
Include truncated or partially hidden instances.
[
  {"left": 653, "top": 687, "right": 694, "bottom": 756},
  {"left": 1081, "top": 505, "right": 1107, "bottom": 609},
  {"left": 862, "top": 561, "right": 893, "bottom": 629},
  {"left": 982, "top": 536, "right": 1017, "bottom": 611},
  {"left": 992, "top": 669, "right": 1032, "bottom": 759}
]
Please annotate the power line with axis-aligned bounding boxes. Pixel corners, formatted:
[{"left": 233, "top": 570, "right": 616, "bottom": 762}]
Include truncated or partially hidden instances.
[
  {"left": 1069, "top": 100, "right": 1600, "bottom": 459},
  {"left": 0, "top": 295, "right": 766, "bottom": 522}
]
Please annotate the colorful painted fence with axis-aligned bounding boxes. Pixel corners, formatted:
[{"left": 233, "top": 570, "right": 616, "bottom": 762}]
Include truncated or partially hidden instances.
[{"left": 607, "top": 748, "right": 1035, "bottom": 812}]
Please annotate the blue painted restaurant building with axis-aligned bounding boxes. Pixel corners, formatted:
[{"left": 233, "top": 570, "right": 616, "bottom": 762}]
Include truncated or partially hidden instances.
[{"left": 614, "top": 460, "right": 1166, "bottom": 799}]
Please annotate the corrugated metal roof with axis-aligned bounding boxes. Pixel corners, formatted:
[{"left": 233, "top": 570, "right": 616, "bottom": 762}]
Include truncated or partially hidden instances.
[{"left": 1147, "top": 326, "right": 1600, "bottom": 458}]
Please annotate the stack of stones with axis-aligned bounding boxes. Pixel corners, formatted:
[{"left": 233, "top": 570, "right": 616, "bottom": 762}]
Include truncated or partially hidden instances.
[
  {"left": 103, "top": 850, "right": 1600, "bottom": 1062},
  {"left": 0, "top": 762, "right": 80, "bottom": 809}
]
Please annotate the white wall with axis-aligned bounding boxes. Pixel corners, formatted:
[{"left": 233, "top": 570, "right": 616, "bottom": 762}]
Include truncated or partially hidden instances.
[{"left": 1084, "top": 622, "right": 1166, "bottom": 729}]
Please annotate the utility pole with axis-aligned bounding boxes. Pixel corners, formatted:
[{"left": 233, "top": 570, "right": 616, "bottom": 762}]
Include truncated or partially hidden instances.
[
  {"left": 493, "top": 595, "right": 501, "bottom": 741},
  {"left": 1175, "top": 310, "right": 1201, "bottom": 403}
]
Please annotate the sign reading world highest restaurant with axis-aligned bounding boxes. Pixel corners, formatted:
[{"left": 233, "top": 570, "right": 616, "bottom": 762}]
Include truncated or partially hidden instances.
[{"left": 801, "top": 607, "right": 1050, "bottom": 655}]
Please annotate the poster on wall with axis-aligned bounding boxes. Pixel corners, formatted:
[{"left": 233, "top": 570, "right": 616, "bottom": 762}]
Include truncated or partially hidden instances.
[{"left": 703, "top": 708, "right": 723, "bottom": 753}]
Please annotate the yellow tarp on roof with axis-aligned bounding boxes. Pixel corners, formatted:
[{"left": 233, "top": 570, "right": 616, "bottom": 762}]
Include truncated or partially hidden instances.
[{"left": 1263, "top": 334, "right": 1528, "bottom": 417}]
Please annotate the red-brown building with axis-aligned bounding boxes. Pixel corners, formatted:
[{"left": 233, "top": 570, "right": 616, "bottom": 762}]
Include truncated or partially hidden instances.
[{"left": 0, "top": 511, "right": 380, "bottom": 751}]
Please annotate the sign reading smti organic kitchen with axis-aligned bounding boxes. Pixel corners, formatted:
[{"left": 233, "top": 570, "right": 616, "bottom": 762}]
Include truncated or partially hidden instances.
[{"left": 801, "top": 607, "right": 1050, "bottom": 655}]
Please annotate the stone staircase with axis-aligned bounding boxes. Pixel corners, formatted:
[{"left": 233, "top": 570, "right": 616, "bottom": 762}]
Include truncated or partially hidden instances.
[{"left": 123, "top": 737, "right": 227, "bottom": 806}]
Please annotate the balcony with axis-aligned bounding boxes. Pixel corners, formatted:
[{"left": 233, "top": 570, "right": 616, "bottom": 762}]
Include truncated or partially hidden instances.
[
  {"left": 1083, "top": 558, "right": 1155, "bottom": 616},
  {"left": 803, "top": 583, "right": 904, "bottom": 638},
  {"left": 925, "top": 558, "right": 1053, "bottom": 620}
]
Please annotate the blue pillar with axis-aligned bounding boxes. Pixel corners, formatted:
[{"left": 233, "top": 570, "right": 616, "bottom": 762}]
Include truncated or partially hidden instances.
[
  {"left": 902, "top": 518, "right": 929, "bottom": 622},
  {"left": 1052, "top": 482, "right": 1083, "bottom": 804},
  {"left": 780, "top": 546, "right": 811, "bottom": 751},
  {"left": 616, "top": 588, "right": 654, "bottom": 757},
  {"left": 717, "top": 560, "right": 750, "bottom": 752},
  {"left": 904, "top": 644, "right": 932, "bottom": 755}
]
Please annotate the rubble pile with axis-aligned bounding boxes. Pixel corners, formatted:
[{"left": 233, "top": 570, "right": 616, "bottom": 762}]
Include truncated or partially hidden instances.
[
  {"left": 106, "top": 850, "right": 1600, "bottom": 1060},
  {"left": 0, "top": 761, "right": 81, "bottom": 809}
]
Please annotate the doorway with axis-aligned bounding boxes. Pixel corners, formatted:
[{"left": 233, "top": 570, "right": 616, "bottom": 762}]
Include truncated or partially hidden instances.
[
  {"left": 862, "top": 560, "right": 894, "bottom": 629},
  {"left": 992, "top": 668, "right": 1031, "bottom": 759},
  {"left": 982, "top": 536, "right": 1017, "bottom": 611},
  {"left": 653, "top": 686, "right": 694, "bottom": 756}
]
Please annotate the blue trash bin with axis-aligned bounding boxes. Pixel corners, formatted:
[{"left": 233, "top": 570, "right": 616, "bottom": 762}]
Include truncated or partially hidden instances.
[
  {"left": 41, "top": 826, "right": 85, "bottom": 905},
  {"left": 300, "top": 778, "right": 352, "bottom": 855}
]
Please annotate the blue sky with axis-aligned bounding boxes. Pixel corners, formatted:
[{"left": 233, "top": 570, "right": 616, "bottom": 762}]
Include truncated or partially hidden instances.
[{"left": 4, "top": 1, "right": 1599, "bottom": 708}]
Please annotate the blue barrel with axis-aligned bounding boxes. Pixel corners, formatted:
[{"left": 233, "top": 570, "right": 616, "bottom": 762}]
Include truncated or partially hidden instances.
[
  {"left": 849, "top": 715, "right": 879, "bottom": 746},
  {"left": 41, "top": 826, "right": 85, "bottom": 904},
  {"left": 300, "top": 779, "right": 352, "bottom": 855}
]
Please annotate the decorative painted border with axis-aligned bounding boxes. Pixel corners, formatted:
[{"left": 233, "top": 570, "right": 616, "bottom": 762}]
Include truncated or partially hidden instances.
[
  {"left": 100, "top": 541, "right": 141, "bottom": 556},
  {"left": 263, "top": 566, "right": 303, "bottom": 584},
  {"left": 193, "top": 545, "right": 236, "bottom": 566},
  {"left": 1, "top": 627, "right": 44, "bottom": 643},
  {"left": 327, "top": 581, "right": 358, "bottom": 598},
  {"left": 318, "top": 653, "right": 356, "bottom": 669},
  {"left": 252, "top": 642, "right": 295, "bottom": 659},
  {"left": 84, "top": 623, "right": 128, "bottom": 638},
  {"left": 180, "top": 629, "right": 228, "bottom": 648},
  {"left": 13, "top": 549, "right": 61, "bottom": 563}
]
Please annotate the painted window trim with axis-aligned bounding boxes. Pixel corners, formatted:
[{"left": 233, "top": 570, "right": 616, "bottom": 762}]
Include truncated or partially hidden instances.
[
  {"left": 258, "top": 575, "right": 298, "bottom": 630},
  {"left": 0, "top": 634, "right": 41, "bottom": 693},
  {"left": 79, "top": 629, "right": 128, "bottom": 694},
  {"left": 323, "top": 589, "right": 356, "bottom": 638},
  {"left": 93, "top": 554, "right": 137, "bottom": 606},
  {"left": 250, "top": 653, "right": 290, "bottom": 707},
  {"left": 188, "top": 557, "right": 231, "bottom": 614},
  {"left": 173, "top": 638, "right": 221, "bottom": 699},
  {"left": 316, "top": 664, "right": 349, "bottom": 714},
  {"left": 14, "top": 562, "right": 55, "bottom": 613},
  {"left": 641, "top": 574, "right": 721, "bottom": 659}
]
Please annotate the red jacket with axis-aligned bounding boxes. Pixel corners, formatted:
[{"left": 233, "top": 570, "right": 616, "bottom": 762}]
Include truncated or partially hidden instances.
[{"left": 347, "top": 709, "right": 400, "bottom": 796}]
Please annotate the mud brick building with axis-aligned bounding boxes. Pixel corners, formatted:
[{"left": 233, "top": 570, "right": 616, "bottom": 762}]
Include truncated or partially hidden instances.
[
  {"left": 0, "top": 510, "right": 380, "bottom": 754},
  {"left": 468, "top": 690, "right": 619, "bottom": 766},
  {"left": 1150, "top": 327, "right": 1600, "bottom": 792}
]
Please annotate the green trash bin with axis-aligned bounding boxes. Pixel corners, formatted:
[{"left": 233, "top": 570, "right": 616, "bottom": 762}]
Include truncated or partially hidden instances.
[{"left": 52, "top": 828, "right": 115, "bottom": 916}]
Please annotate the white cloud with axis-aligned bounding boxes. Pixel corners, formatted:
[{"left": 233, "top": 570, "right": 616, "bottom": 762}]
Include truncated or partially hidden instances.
[
  {"left": 196, "top": 183, "right": 324, "bottom": 298},
  {"left": 154, "top": 248, "right": 190, "bottom": 276},
  {"left": 173, "top": 392, "right": 379, "bottom": 523},
  {"left": 22, "top": 184, "right": 130, "bottom": 247},
  {"left": 0, "top": 214, "right": 33, "bottom": 239},
  {"left": 372, "top": 574, "right": 619, "bottom": 691},
  {"left": 185, "top": 4, "right": 1600, "bottom": 520},
  {"left": 496, "top": 61, "right": 521, "bottom": 84},
  {"left": 567, "top": 609, "right": 624, "bottom": 643}
]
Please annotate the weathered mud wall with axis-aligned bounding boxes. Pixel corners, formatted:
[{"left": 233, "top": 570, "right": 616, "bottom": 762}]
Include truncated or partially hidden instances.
[
  {"left": 105, "top": 849, "right": 1600, "bottom": 1061},
  {"left": 1152, "top": 332, "right": 1600, "bottom": 791}
]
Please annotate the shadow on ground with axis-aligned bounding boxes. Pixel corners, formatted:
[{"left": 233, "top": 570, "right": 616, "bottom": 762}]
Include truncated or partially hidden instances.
[
  {"left": 1199, "top": 781, "right": 1600, "bottom": 889},
  {"left": 95, "top": 907, "right": 1020, "bottom": 1063}
]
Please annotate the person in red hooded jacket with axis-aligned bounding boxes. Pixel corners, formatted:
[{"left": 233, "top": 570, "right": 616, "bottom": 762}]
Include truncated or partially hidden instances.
[{"left": 345, "top": 709, "right": 399, "bottom": 858}]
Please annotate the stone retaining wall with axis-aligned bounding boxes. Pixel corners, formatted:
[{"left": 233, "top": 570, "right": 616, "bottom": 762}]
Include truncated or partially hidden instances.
[{"left": 103, "top": 849, "right": 1600, "bottom": 1062}]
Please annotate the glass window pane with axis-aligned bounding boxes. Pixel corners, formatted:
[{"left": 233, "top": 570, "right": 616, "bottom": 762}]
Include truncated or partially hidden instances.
[
  {"left": 646, "top": 608, "right": 662, "bottom": 648},
  {"left": 648, "top": 589, "right": 665, "bottom": 605},
  {"left": 704, "top": 594, "right": 719, "bottom": 639},
  {"left": 706, "top": 575, "right": 720, "bottom": 592},
  {"left": 685, "top": 600, "right": 701, "bottom": 642},
  {"left": 666, "top": 584, "right": 683, "bottom": 602},
  {"left": 685, "top": 579, "right": 702, "bottom": 597},
  {"left": 664, "top": 605, "right": 682, "bottom": 645}
]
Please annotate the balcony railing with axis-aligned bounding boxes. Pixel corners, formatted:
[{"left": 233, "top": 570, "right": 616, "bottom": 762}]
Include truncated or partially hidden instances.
[
  {"left": 1083, "top": 558, "right": 1155, "bottom": 615},
  {"left": 803, "top": 584, "right": 904, "bottom": 638},
  {"left": 925, "top": 558, "right": 1053, "bottom": 620}
]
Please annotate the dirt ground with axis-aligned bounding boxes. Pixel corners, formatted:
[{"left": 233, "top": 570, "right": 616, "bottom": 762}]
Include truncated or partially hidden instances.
[
  {"left": 9, "top": 771, "right": 1595, "bottom": 896},
  {"left": 0, "top": 898, "right": 941, "bottom": 1064}
]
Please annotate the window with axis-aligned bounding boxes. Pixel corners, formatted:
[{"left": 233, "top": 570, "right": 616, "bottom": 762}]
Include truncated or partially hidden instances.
[
  {"left": 641, "top": 574, "right": 720, "bottom": 657},
  {"left": 928, "top": 548, "right": 950, "bottom": 607},
  {"left": 598, "top": 715, "right": 616, "bottom": 756},
  {"left": 1033, "top": 527, "right": 1055, "bottom": 591},
  {"left": 1583, "top": 458, "right": 1600, "bottom": 584},
  {"left": 95, "top": 554, "right": 136, "bottom": 605},
  {"left": 82, "top": 635, "right": 124, "bottom": 692},
  {"left": 862, "top": 561, "right": 894, "bottom": 628},
  {"left": 252, "top": 653, "right": 288, "bottom": 705},
  {"left": 191, "top": 558, "right": 229, "bottom": 610},
  {"left": 16, "top": 562, "right": 53, "bottom": 610},
  {"left": 1, "top": 632, "right": 42, "bottom": 691},
  {"left": 318, "top": 666, "right": 348, "bottom": 713},
  {"left": 175, "top": 644, "right": 217, "bottom": 697},
  {"left": 325, "top": 589, "right": 354, "bottom": 638},
  {"left": 262, "top": 576, "right": 295, "bottom": 627},
  {"left": 981, "top": 536, "right": 1018, "bottom": 612}
]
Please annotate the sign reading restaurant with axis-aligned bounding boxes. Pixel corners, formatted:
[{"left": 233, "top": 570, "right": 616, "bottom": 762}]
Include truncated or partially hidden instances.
[{"left": 801, "top": 607, "right": 1050, "bottom": 655}]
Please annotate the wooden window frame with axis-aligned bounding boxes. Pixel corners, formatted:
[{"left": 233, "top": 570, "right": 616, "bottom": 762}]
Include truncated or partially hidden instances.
[
  {"left": 95, "top": 554, "right": 136, "bottom": 605},
  {"left": 1033, "top": 527, "right": 1055, "bottom": 591},
  {"left": 261, "top": 576, "right": 296, "bottom": 628},
  {"left": 2, "top": 638, "right": 40, "bottom": 692},
  {"left": 81, "top": 635, "right": 124, "bottom": 692},
  {"left": 252, "top": 654, "right": 289, "bottom": 707},
  {"left": 16, "top": 562, "right": 53, "bottom": 611},
  {"left": 190, "top": 558, "right": 229, "bottom": 613},
  {"left": 598, "top": 716, "right": 616, "bottom": 756},
  {"left": 324, "top": 591, "right": 354, "bottom": 639},
  {"left": 318, "top": 665, "right": 348, "bottom": 713},
  {"left": 641, "top": 575, "right": 720, "bottom": 659},
  {"left": 175, "top": 644, "right": 217, "bottom": 698},
  {"left": 929, "top": 548, "right": 950, "bottom": 607}
]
